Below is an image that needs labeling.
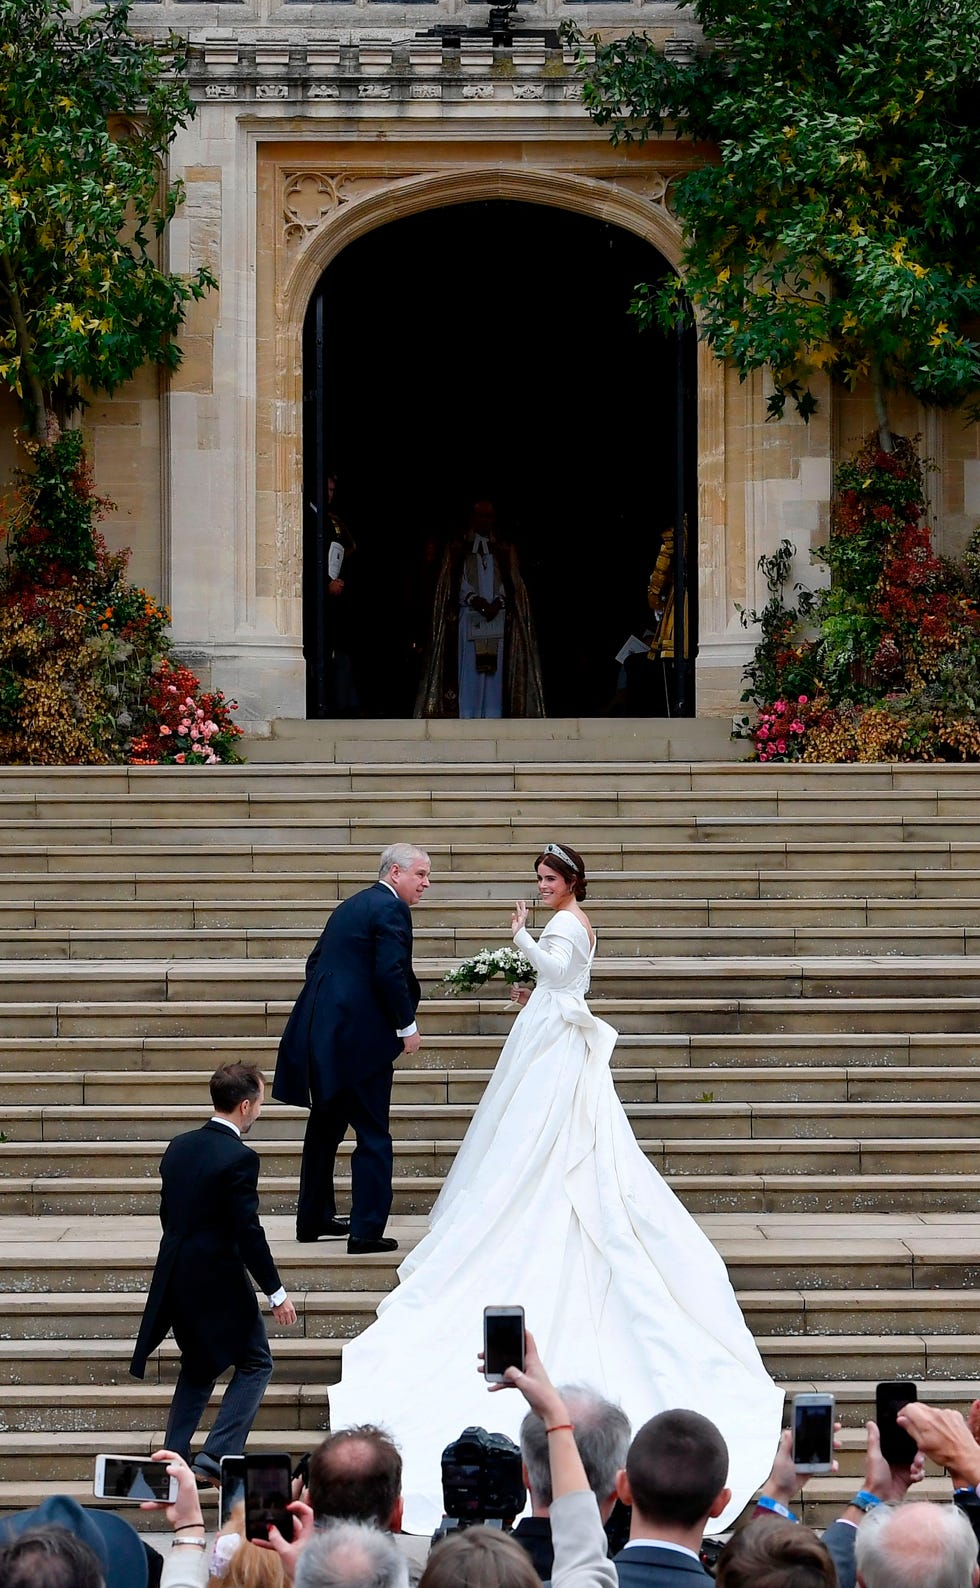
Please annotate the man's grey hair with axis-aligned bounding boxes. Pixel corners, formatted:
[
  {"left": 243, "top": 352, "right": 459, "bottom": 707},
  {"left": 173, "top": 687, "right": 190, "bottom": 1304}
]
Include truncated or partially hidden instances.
[
  {"left": 378, "top": 844, "right": 429, "bottom": 880},
  {"left": 855, "top": 1500, "right": 978, "bottom": 1588},
  {"left": 294, "top": 1522, "right": 409, "bottom": 1588},
  {"left": 520, "top": 1384, "right": 631, "bottom": 1508}
]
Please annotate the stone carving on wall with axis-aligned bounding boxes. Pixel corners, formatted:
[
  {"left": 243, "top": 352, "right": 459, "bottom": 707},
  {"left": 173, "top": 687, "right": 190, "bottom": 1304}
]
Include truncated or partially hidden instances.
[
  {"left": 600, "top": 168, "right": 686, "bottom": 216},
  {"left": 307, "top": 84, "right": 342, "bottom": 100},
  {"left": 512, "top": 83, "right": 544, "bottom": 100},
  {"left": 205, "top": 82, "right": 239, "bottom": 100},
  {"left": 461, "top": 84, "right": 494, "bottom": 99},
  {"left": 257, "top": 82, "right": 290, "bottom": 100},
  {"left": 281, "top": 170, "right": 415, "bottom": 264},
  {"left": 411, "top": 83, "right": 441, "bottom": 99},
  {"left": 358, "top": 82, "right": 392, "bottom": 99}
]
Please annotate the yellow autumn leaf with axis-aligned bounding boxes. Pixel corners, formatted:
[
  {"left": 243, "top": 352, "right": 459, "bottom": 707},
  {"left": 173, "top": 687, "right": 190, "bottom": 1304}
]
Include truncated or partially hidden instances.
[
  {"left": 908, "top": 262, "right": 928, "bottom": 279},
  {"left": 717, "top": 267, "right": 731, "bottom": 284}
]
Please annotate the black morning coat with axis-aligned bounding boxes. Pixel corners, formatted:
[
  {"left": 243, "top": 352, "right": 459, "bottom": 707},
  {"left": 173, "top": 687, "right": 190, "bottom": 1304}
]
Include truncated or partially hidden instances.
[
  {"left": 271, "top": 882, "right": 421, "bottom": 1109},
  {"left": 129, "top": 1120, "right": 282, "bottom": 1383}
]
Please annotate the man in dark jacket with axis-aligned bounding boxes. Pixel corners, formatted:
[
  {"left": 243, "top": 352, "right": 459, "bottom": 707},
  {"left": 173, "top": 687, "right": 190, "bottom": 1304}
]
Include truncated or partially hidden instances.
[
  {"left": 613, "top": 1410, "right": 730, "bottom": 1587},
  {"left": 130, "top": 1062, "right": 296, "bottom": 1484},
  {"left": 273, "top": 843, "right": 429, "bottom": 1255}
]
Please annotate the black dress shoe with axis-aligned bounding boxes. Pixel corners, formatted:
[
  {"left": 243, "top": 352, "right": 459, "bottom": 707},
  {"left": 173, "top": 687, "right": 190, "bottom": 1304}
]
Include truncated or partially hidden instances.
[
  {"left": 296, "top": 1217, "right": 350, "bottom": 1242},
  {"left": 347, "top": 1236, "right": 398, "bottom": 1255},
  {"left": 191, "top": 1453, "right": 223, "bottom": 1487}
]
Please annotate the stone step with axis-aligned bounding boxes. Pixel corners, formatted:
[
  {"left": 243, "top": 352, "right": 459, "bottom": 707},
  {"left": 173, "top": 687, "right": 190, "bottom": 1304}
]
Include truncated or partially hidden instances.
[
  {"left": 9, "top": 857, "right": 980, "bottom": 908},
  {"left": 8, "top": 895, "right": 980, "bottom": 932},
  {"left": 4, "top": 757, "right": 980, "bottom": 792},
  {"left": 19, "top": 815, "right": 980, "bottom": 850},
  {"left": 4, "top": 1287, "right": 978, "bottom": 1350},
  {"left": 9, "top": 787, "right": 980, "bottom": 822},
  {"left": 0, "top": 1382, "right": 329, "bottom": 1434},
  {"left": 6, "top": 1063, "right": 980, "bottom": 1107},
  {"left": 3, "top": 1131, "right": 979, "bottom": 1175},
  {"left": 0, "top": 1408, "right": 913, "bottom": 1493},
  {"left": 9, "top": 995, "right": 980, "bottom": 1042},
  {"left": 10, "top": 923, "right": 980, "bottom": 960},
  {"left": 243, "top": 719, "right": 739, "bottom": 764},
  {"left": 2, "top": 1212, "right": 974, "bottom": 1292},
  {"left": 5, "top": 1170, "right": 980, "bottom": 1217},
  {"left": 5, "top": 956, "right": 980, "bottom": 1007},
  {"left": 0, "top": 1324, "right": 975, "bottom": 1395},
  {"left": 4, "top": 1100, "right": 980, "bottom": 1144},
  {"left": 9, "top": 864, "right": 980, "bottom": 903},
  {"left": 2, "top": 1032, "right": 978, "bottom": 1073}
]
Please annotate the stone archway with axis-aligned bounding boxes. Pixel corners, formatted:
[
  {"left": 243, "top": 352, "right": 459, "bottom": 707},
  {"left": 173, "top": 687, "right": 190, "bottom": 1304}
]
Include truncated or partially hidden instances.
[{"left": 252, "top": 145, "right": 730, "bottom": 713}]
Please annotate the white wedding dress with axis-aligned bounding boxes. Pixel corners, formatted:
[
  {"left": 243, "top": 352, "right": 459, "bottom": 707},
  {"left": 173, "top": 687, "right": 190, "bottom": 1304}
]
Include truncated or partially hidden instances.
[{"left": 327, "top": 913, "right": 783, "bottom": 1533}]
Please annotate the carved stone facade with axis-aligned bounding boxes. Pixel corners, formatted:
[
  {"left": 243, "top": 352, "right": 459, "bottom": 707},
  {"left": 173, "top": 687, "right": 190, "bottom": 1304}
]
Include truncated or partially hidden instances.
[{"left": 6, "top": 2, "right": 972, "bottom": 728}]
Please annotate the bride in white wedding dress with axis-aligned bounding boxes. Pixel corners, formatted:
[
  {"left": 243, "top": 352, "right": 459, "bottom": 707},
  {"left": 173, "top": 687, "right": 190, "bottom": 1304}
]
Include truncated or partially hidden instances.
[{"left": 327, "top": 841, "right": 783, "bottom": 1534}]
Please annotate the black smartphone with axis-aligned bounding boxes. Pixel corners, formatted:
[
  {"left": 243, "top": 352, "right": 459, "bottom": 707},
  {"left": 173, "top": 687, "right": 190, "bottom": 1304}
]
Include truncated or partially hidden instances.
[
  {"left": 483, "top": 1305, "right": 525, "bottom": 1381},
  {"left": 219, "top": 1455, "right": 246, "bottom": 1529},
  {"left": 876, "top": 1381, "right": 918, "bottom": 1466},
  {"left": 791, "top": 1393, "right": 835, "bottom": 1473},
  {"left": 243, "top": 1452, "right": 294, "bottom": 1543}
]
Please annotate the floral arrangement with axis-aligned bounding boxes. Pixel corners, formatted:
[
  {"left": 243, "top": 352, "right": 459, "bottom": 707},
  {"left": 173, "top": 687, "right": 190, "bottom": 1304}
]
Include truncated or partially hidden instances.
[
  {"left": 129, "top": 659, "right": 243, "bottom": 766},
  {"left": 0, "top": 429, "right": 243, "bottom": 765},
  {"left": 739, "top": 434, "right": 980, "bottom": 763},
  {"left": 443, "top": 946, "right": 536, "bottom": 996}
]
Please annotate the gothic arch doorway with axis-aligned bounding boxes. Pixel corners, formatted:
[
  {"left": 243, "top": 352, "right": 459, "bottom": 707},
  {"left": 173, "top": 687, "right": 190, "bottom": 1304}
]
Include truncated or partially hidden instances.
[{"left": 302, "top": 199, "right": 696, "bottom": 718}]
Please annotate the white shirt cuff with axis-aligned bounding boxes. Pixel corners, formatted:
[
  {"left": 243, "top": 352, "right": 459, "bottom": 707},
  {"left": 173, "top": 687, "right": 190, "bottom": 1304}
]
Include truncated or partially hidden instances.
[
  {"left": 269, "top": 1287, "right": 287, "bottom": 1307},
  {"left": 396, "top": 1022, "right": 418, "bottom": 1038}
]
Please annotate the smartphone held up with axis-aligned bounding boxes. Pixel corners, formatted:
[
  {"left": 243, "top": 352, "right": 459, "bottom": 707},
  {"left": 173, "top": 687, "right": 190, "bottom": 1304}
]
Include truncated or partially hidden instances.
[
  {"left": 242, "top": 1452, "right": 295, "bottom": 1543},
  {"left": 93, "top": 1456, "right": 178, "bottom": 1504},
  {"left": 791, "top": 1393, "right": 835, "bottom": 1474},
  {"left": 876, "top": 1381, "right": 919, "bottom": 1467},
  {"left": 483, "top": 1306, "right": 525, "bottom": 1382}
]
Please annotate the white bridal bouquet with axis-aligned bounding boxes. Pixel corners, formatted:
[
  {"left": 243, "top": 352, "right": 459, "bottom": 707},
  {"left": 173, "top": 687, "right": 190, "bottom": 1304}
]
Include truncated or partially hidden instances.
[{"left": 443, "top": 945, "right": 536, "bottom": 996}]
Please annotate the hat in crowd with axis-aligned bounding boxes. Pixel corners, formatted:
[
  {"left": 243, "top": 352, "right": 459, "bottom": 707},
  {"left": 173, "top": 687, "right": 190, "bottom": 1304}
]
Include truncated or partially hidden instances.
[{"left": 0, "top": 1494, "right": 149, "bottom": 1588}]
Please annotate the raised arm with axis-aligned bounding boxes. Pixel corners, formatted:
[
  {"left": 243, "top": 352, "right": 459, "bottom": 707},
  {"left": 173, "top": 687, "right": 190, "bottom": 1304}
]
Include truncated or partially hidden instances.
[{"left": 512, "top": 919, "right": 575, "bottom": 977}]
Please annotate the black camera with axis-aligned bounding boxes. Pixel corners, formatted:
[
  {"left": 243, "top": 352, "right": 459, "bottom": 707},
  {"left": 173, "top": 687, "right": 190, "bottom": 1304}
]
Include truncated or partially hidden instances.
[{"left": 435, "top": 1426, "right": 526, "bottom": 1537}]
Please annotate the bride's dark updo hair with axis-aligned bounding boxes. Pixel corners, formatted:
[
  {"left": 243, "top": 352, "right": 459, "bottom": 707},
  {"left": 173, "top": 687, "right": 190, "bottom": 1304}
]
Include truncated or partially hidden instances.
[{"left": 534, "top": 842, "right": 588, "bottom": 902}]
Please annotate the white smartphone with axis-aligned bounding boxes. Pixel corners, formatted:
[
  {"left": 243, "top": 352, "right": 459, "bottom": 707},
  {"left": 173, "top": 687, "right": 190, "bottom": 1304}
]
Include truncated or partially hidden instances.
[
  {"left": 791, "top": 1392, "right": 835, "bottom": 1474},
  {"left": 483, "top": 1305, "right": 525, "bottom": 1383},
  {"left": 93, "top": 1454, "right": 178, "bottom": 1503},
  {"left": 220, "top": 1455, "right": 246, "bottom": 1528}
]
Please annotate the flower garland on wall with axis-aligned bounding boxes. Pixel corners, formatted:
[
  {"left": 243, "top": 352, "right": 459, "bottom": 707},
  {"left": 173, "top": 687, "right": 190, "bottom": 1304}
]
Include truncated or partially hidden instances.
[
  {"left": 738, "top": 434, "right": 980, "bottom": 763},
  {"left": 0, "top": 430, "right": 242, "bottom": 766}
]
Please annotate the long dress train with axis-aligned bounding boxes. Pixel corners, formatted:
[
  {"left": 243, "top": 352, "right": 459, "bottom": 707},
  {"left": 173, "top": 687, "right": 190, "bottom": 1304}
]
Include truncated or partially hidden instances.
[{"left": 327, "top": 912, "right": 783, "bottom": 1533}]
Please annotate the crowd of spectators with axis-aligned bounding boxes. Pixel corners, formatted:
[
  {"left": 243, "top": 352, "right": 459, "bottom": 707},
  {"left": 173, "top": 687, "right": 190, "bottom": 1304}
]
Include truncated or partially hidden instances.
[{"left": 5, "top": 1339, "right": 980, "bottom": 1588}]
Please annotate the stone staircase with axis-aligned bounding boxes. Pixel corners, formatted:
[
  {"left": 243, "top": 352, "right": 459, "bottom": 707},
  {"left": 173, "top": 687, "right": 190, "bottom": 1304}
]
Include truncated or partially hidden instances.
[{"left": 2, "top": 753, "right": 980, "bottom": 1529}]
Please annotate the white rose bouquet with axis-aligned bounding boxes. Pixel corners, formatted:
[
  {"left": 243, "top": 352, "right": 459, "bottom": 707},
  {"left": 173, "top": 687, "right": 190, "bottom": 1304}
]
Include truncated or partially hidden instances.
[{"left": 443, "top": 945, "right": 536, "bottom": 996}]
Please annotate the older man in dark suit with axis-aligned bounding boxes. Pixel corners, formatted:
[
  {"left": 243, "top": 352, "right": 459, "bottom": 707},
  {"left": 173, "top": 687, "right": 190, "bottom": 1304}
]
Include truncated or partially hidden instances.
[
  {"left": 613, "top": 1410, "right": 730, "bottom": 1587},
  {"left": 273, "top": 843, "right": 430, "bottom": 1255},
  {"left": 130, "top": 1062, "right": 296, "bottom": 1485}
]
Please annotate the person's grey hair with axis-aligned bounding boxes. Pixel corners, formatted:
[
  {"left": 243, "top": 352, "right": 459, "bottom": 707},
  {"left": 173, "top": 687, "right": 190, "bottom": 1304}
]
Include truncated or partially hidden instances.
[
  {"left": 855, "top": 1500, "right": 978, "bottom": 1588},
  {"left": 520, "top": 1385, "right": 631, "bottom": 1508},
  {"left": 378, "top": 844, "right": 429, "bottom": 880},
  {"left": 294, "top": 1522, "right": 409, "bottom": 1588}
]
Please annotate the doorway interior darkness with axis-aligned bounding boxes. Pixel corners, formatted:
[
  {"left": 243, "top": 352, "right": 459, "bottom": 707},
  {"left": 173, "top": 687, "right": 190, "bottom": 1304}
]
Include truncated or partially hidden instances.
[{"left": 302, "top": 199, "right": 697, "bottom": 719}]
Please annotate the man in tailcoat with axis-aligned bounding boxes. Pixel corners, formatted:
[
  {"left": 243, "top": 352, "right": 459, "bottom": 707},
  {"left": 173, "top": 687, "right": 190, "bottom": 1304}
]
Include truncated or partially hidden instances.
[
  {"left": 613, "top": 1410, "right": 730, "bottom": 1588},
  {"left": 130, "top": 1062, "right": 296, "bottom": 1485},
  {"left": 273, "top": 842, "right": 430, "bottom": 1255}
]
